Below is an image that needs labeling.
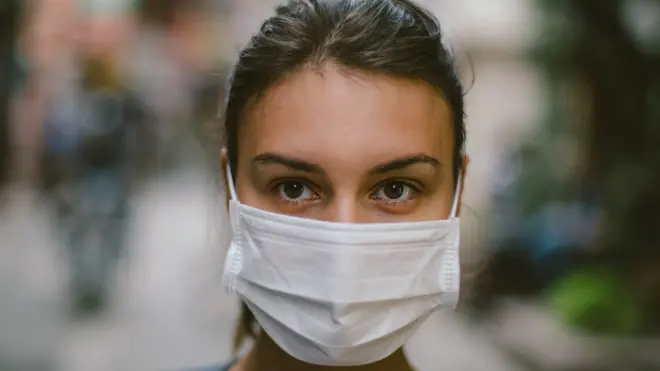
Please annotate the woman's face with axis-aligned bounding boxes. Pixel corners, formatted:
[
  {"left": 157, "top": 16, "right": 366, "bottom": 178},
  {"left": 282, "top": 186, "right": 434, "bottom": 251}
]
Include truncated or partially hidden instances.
[{"left": 233, "top": 65, "right": 458, "bottom": 223}]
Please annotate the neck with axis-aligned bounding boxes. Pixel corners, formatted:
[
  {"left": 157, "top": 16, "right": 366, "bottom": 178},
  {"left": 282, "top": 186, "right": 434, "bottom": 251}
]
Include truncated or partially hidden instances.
[{"left": 238, "top": 333, "right": 414, "bottom": 371}]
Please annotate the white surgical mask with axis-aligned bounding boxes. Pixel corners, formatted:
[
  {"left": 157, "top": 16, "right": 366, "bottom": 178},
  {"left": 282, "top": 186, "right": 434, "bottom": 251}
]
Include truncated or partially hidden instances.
[{"left": 222, "top": 164, "right": 462, "bottom": 366}]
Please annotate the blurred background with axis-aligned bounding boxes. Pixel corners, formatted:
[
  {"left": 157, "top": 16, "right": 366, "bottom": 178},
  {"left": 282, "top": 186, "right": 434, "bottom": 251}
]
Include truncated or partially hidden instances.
[{"left": 0, "top": 0, "right": 659, "bottom": 370}]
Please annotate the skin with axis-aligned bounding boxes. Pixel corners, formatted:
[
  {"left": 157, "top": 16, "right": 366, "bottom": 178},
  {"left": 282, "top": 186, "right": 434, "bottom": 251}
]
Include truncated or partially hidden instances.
[{"left": 223, "top": 63, "right": 467, "bottom": 371}]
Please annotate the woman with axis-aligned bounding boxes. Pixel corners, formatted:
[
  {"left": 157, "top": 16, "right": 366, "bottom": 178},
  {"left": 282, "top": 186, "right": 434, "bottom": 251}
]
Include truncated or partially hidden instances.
[{"left": 209, "top": 0, "right": 467, "bottom": 370}]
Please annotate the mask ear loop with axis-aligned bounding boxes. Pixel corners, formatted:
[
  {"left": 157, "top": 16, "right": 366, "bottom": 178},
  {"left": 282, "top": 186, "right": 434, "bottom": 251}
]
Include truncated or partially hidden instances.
[
  {"left": 224, "top": 160, "right": 261, "bottom": 249},
  {"left": 225, "top": 162, "right": 239, "bottom": 201},
  {"left": 449, "top": 173, "right": 462, "bottom": 218}
]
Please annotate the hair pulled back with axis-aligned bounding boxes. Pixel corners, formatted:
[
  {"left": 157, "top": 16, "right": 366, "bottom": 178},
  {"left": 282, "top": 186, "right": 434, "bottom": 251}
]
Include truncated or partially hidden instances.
[{"left": 221, "top": 0, "right": 466, "bottom": 350}]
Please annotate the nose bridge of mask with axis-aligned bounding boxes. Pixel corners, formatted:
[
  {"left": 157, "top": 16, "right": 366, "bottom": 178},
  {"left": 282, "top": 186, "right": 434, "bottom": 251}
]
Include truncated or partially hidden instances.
[{"left": 226, "top": 162, "right": 462, "bottom": 219}]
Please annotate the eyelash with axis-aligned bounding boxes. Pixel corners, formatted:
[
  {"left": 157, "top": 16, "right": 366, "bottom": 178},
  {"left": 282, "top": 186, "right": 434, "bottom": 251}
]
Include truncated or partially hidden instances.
[
  {"left": 269, "top": 179, "right": 423, "bottom": 204},
  {"left": 370, "top": 179, "right": 422, "bottom": 204},
  {"left": 269, "top": 179, "right": 320, "bottom": 204}
]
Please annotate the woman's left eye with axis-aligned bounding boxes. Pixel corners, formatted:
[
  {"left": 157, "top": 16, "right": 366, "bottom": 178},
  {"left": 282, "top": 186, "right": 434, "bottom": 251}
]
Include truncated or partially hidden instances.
[{"left": 371, "top": 181, "right": 420, "bottom": 203}]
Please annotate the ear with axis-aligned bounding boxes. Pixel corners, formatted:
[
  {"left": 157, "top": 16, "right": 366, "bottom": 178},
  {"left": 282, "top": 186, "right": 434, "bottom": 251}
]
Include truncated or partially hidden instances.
[
  {"left": 456, "top": 154, "right": 470, "bottom": 217},
  {"left": 221, "top": 148, "right": 230, "bottom": 209}
]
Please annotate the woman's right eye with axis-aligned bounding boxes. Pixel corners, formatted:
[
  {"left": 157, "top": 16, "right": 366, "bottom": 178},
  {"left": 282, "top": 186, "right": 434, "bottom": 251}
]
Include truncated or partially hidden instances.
[{"left": 275, "top": 181, "right": 318, "bottom": 203}]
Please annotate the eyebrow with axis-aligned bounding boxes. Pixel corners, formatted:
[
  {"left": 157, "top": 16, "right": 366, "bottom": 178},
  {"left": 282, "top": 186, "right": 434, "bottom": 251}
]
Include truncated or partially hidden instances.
[
  {"left": 251, "top": 152, "right": 439, "bottom": 175},
  {"left": 369, "top": 154, "right": 440, "bottom": 175},
  {"left": 252, "top": 153, "right": 325, "bottom": 174}
]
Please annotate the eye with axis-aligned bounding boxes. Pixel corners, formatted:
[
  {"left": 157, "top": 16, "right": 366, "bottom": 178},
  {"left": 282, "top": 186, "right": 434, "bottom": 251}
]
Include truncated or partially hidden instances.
[
  {"left": 371, "top": 180, "right": 420, "bottom": 203},
  {"left": 276, "top": 180, "right": 318, "bottom": 203}
]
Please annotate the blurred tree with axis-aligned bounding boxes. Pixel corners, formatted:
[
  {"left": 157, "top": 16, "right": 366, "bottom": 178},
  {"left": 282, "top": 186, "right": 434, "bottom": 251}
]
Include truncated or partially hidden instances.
[
  {"left": 536, "top": 0, "right": 660, "bottom": 335},
  {"left": 472, "top": 0, "right": 660, "bottom": 334}
]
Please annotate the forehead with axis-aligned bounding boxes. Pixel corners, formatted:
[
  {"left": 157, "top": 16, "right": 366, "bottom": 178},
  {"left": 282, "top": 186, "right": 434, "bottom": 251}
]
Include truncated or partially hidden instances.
[{"left": 240, "top": 65, "right": 454, "bottom": 169}]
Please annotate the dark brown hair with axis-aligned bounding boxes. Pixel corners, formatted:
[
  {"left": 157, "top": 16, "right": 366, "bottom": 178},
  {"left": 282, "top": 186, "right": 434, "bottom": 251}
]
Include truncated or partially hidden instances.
[{"left": 221, "top": 0, "right": 466, "bottom": 351}]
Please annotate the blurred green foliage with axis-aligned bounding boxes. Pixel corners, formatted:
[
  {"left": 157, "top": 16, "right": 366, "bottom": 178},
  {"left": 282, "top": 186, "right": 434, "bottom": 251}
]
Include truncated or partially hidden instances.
[
  {"left": 533, "top": 0, "right": 660, "bottom": 335},
  {"left": 549, "top": 268, "right": 644, "bottom": 335},
  {"left": 475, "top": 0, "right": 660, "bottom": 335}
]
